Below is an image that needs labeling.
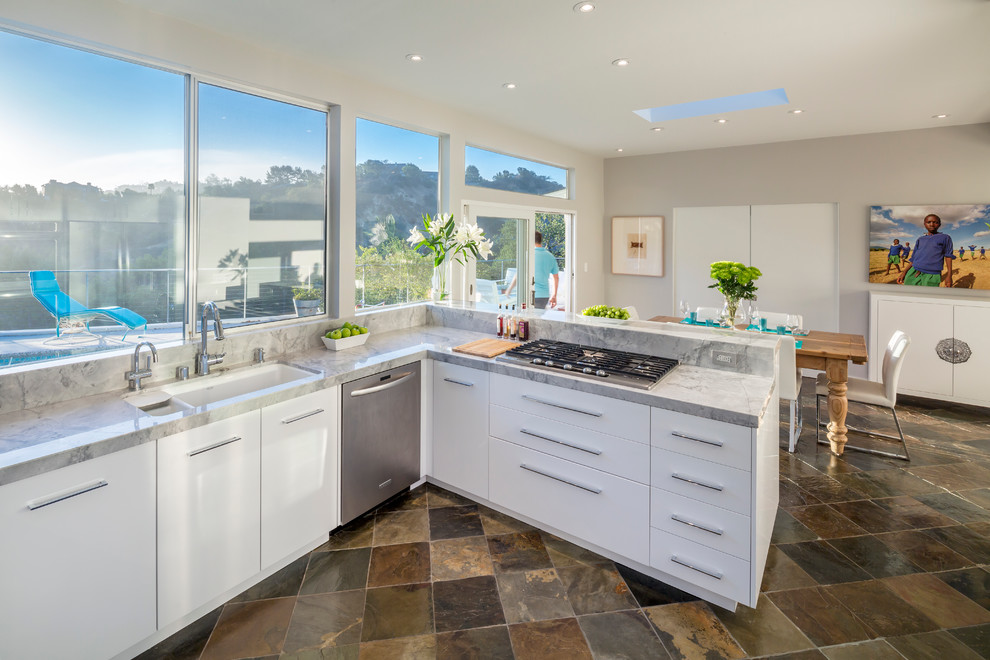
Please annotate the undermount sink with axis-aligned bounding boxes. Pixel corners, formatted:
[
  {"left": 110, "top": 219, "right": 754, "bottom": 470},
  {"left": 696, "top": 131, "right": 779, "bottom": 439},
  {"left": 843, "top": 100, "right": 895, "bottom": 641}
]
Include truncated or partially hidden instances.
[
  {"left": 126, "top": 363, "right": 320, "bottom": 415},
  {"left": 162, "top": 363, "right": 319, "bottom": 408}
]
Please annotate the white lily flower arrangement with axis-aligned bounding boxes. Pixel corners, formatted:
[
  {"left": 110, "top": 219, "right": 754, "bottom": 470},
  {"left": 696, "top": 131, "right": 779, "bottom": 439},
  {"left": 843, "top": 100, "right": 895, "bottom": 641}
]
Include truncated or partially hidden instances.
[{"left": 407, "top": 213, "right": 493, "bottom": 268}]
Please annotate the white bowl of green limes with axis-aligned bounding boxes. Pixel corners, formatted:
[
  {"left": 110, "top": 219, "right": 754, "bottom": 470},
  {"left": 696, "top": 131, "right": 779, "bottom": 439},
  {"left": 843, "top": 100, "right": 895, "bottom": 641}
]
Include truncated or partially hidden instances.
[{"left": 322, "top": 322, "right": 370, "bottom": 351}]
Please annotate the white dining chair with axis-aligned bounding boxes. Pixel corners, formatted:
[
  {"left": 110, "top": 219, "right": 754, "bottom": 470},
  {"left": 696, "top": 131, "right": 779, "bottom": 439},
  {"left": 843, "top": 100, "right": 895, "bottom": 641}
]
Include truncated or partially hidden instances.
[
  {"left": 623, "top": 306, "right": 640, "bottom": 320},
  {"left": 694, "top": 306, "right": 721, "bottom": 323},
  {"left": 815, "top": 330, "right": 911, "bottom": 460},
  {"left": 757, "top": 311, "right": 804, "bottom": 451}
]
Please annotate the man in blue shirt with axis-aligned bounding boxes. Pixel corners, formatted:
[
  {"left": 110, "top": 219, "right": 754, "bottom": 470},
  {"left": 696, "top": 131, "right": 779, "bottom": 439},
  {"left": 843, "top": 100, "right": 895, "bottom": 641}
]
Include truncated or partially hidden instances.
[
  {"left": 898, "top": 214, "right": 954, "bottom": 287},
  {"left": 505, "top": 231, "right": 560, "bottom": 309}
]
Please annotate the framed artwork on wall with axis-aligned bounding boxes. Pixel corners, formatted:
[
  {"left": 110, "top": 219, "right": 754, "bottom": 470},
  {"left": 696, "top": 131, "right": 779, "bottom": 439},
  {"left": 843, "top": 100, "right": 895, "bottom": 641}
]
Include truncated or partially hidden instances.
[
  {"left": 611, "top": 216, "right": 664, "bottom": 277},
  {"left": 869, "top": 204, "right": 990, "bottom": 290}
]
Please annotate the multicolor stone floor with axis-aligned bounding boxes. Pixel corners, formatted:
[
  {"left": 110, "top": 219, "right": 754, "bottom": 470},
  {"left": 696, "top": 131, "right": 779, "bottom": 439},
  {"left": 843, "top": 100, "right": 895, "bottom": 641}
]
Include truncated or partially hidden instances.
[{"left": 138, "top": 390, "right": 990, "bottom": 659}]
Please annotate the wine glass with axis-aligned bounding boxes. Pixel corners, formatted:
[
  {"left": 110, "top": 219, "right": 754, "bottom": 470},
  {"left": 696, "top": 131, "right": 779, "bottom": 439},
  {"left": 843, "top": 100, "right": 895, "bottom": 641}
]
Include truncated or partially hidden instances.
[
  {"left": 750, "top": 302, "right": 761, "bottom": 330},
  {"left": 786, "top": 314, "right": 800, "bottom": 335},
  {"left": 679, "top": 300, "right": 690, "bottom": 320}
]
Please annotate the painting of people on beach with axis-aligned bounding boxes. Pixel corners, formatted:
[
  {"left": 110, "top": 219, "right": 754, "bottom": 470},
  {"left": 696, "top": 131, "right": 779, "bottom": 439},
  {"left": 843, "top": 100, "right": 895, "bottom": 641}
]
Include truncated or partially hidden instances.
[{"left": 869, "top": 204, "right": 990, "bottom": 290}]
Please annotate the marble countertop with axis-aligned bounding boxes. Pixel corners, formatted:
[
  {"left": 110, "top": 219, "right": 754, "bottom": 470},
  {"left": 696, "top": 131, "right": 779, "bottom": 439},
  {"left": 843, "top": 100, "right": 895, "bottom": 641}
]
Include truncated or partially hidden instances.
[{"left": 0, "top": 324, "right": 775, "bottom": 486}]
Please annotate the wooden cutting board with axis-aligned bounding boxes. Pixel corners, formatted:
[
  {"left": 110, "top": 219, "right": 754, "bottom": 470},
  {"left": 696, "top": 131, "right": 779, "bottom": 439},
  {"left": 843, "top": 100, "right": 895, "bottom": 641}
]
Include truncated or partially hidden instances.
[{"left": 452, "top": 338, "right": 519, "bottom": 358}]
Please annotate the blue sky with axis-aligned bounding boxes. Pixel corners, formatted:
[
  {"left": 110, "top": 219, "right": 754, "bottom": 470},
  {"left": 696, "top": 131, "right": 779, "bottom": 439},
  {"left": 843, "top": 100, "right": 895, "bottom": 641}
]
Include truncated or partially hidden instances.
[{"left": 870, "top": 205, "right": 990, "bottom": 249}]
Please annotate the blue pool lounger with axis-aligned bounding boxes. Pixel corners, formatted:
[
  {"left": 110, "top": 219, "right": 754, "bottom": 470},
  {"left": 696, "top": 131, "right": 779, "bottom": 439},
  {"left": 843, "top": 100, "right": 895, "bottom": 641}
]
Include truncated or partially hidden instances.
[{"left": 29, "top": 270, "right": 147, "bottom": 339}]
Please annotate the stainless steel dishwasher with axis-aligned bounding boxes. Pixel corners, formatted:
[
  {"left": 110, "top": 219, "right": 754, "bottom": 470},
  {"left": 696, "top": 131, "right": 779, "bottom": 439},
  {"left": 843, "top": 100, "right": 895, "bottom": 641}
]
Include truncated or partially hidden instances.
[{"left": 340, "top": 361, "right": 421, "bottom": 524}]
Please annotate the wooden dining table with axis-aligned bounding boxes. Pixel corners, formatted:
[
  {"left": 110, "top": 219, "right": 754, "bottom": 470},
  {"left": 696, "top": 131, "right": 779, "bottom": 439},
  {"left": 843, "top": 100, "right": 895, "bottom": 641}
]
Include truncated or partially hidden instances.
[{"left": 647, "top": 316, "right": 868, "bottom": 455}]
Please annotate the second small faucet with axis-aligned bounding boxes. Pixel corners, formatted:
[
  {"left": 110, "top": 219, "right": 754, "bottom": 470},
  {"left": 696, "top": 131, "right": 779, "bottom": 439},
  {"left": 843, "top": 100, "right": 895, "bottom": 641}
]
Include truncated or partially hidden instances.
[{"left": 196, "top": 301, "right": 226, "bottom": 376}]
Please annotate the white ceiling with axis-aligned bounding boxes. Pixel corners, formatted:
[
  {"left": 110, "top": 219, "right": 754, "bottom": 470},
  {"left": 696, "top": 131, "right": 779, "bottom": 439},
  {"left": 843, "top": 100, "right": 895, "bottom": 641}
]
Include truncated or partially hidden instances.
[{"left": 124, "top": 0, "right": 990, "bottom": 158}]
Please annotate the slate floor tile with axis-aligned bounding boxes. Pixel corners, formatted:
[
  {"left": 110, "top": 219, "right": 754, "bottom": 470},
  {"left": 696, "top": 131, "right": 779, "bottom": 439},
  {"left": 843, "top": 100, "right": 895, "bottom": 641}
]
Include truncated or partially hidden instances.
[
  {"left": 281, "top": 589, "right": 365, "bottom": 655},
  {"left": 823, "top": 579, "right": 938, "bottom": 637},
  {"left": 777, "top": 540, "right": 872, "bottom": 585},
  {"left": 577, "top": 610, "right": 669, "bottom": 660},
  {"left": 299, "top": 547, "right": 372, "bottom": 595},
  {"left": 935, "top": 567, "right": 990, "bottom": 610},
  {"left": 555, "top": 563, "right": 638, "bottom": 615},
  {"left": 772, "top": 508, "right": 820, "bottom": 544},
  {"left": 819, "top": 639, "right": 904, "bottom": 660},
  {"left": 617, "top": 561, "right": 703, "bottom": 606},
  {"left": 478, "top": 505, "right": 537, "bottom": 536},
  {"left": 908, "top": 462, "right": 990, "bottom": 492},
  {"left": 826, "top": 534, "right": 922, "bottom": 578},
  {"left": 950, "top": 623, "right": 990, "bottom": 658},
  {"left": 787, "top": 505, "right": 868, "bottom": 539},
  {"left": 487, "top": 530, "right": 553, "bottom": 574},
  {"left": 430, "top": 536, "right": 494, "bottom": 582},
  {"left": 429, "top": 504, "right": 486, "bottom": 540},
  {"left": 876, "top": 529, "right": 973, "bottom": 572},
  {"left": 713, "top": 594, "right": 814, "bottom": 657},
  {"left": 318, "top": 513, "right": 374, "bottom": 550},
  {"left": 870, "top": 495, "right": 957, "bottom": 529},
  {"left": 507, "top": 617, "right": 593, "bottom": 660},
  {"left": 827, "top": 499, "right": 914, "bottom": 533},
  {"left": 540, "top": 531, "right": 612, "bottom": 568},
  {"left": 767, "top": 586, "right": 875, "bottom": 647},
  {"left": 436, "top": 625, "right": 515, "bottom": 660},
  {"left": 360, "top": 583, "right": 433, "bottom": 642},
  {"left": 915, "top": 492, "right": 990, "bottom": 523},
  {"left": 881, "top": 573, "right": 990, "bottom": 628},
  {"left": 779, "top": 479, "right": 824, "bottom": 508},
  {"left": 230, "top": 555, "right": 309, "bottom": 603},
  {"left": 359, "top": 633, "right": 436, "bottom": 659},
  {"left": 645, "top": 601, "right": 744, "bottom": 660},
  {"left": 790, "top": 475, "right": 867, "bottom": 504},
  {"left": 496, "top": 568, "right": 574, "bottom": 623},
  {"left": 433, "top": 575, "right": 506, "bottom": 633},
  {"left": 959, "top": 487, "right": 990, "bottom": 511},
  {"left": 427, "top": 484, "right": 476, "bottom": 508},
  {"left": 372, "top": 508, "right": 430, "bottom": 545},
  {"left": 922, "top": 524, "right": 990, "bottom": 564},
  {"left": 133, "top": 606, "right": 223, "bottom": 660},
  {"left": 200, "top": 597, "right": 295, "bottom": 660},
  {"left": 886, "top": 630, "right": 985, "bottom": 660},
  {"left": 367, "top": 541, "right": 431, "bottom": 587},
  {"left": 834, "top": 469, "right": 941, "bottom": 498}
]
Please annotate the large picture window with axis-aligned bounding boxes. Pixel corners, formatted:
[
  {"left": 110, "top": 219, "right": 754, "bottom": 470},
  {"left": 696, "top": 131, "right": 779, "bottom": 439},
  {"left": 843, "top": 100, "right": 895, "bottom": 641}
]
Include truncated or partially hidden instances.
[
  {"left": 465, "top": 146, "right": 567, "bottom": 198},
  {"left": 0, "top": 30, "right": 330, "bottom": 368},
  {"left": 198, "top": 84, "right": 327, "bottom": 327},
  {"left": 355, "top": 118, "right": 439, "bottom": 308}
]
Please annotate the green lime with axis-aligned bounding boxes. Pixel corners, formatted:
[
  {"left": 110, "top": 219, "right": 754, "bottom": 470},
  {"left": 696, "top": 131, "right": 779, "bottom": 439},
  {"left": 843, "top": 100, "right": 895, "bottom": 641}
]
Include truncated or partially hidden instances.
[
  {"left": 340, "top": 328, "right": 352, "bottom": 338},
  {"left": 329, "top": 330, "right": 342, "bottom": 340},
  {"left": 359, "top": 327, "right": 368, "bottom": 334}
]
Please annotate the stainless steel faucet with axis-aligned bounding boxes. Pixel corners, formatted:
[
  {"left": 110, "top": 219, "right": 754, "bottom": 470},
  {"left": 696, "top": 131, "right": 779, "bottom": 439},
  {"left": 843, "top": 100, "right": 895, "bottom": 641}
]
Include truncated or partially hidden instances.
[
  {"left": 127, "top": 341, "right": 158, "bottom": 391},
  {"left": 196, "top": 301, "right": 226, "bottom": 375}
]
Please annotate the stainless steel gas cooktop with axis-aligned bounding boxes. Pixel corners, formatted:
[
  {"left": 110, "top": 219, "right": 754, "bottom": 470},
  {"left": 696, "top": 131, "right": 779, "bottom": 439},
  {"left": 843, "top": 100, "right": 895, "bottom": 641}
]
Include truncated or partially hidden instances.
[{"left": 496, "top": 339, "right": 678, "bottom": 390}]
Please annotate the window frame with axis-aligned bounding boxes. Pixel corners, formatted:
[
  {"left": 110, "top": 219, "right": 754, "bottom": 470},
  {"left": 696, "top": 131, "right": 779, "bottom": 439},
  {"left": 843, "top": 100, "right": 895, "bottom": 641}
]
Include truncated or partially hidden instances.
[{"left": 464, "top": 144, "right": 570, "bottom": 200}]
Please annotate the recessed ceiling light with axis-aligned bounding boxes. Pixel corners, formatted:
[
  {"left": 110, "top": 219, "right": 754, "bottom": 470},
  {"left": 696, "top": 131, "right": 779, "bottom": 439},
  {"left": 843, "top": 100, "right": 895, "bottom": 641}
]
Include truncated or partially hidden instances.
[
  {"left": 616, "top": 148, "right": 624, "bottom": 152},
  {"left": 405, "top": 54, "right": 422, "bottom": 62},
  {"left": 573, "top": 2, "right": 595, "bottom": 12},
  {"left": 612, "top": 58, "right": 630, "bottom": 67},
  {"left": 932, "top": 113, "right": 949, "bottom": 119},
  {"left": 651, "top": 127, "right": 664, "bottom": 132},
  {"left": 788, "top": 109, "right": 804, "bottom": 114},
  {"left": 502, "top": 82, "right": 517, "bottom": 89},
  {"left": 714, "top": 118, "right": 728, "bottom": 124}
]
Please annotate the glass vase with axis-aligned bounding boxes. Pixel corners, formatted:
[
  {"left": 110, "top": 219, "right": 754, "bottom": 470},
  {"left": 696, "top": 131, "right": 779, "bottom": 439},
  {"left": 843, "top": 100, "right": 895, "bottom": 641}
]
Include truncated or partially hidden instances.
[
  {"left": 431, "top": 263, "right": 449, "bottom": 302},
  {"left": 721, "top": 296, "right": 741, "bottom": 328}
]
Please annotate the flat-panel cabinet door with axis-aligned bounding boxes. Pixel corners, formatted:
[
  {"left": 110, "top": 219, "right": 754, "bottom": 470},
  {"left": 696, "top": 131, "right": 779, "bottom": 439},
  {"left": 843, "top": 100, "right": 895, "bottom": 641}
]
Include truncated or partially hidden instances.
[
  {"left": 433, "top": 362, "right": 490, "bottom": 498},
  {"left": 261, "top": 387, "right": 338, "bottom": 569},
  {"left": 954, "top": 305, "right": 990, "bottom": 402},
  {"left": 0, "top": 443, "right": 156, "bottom": 660},
  {"left": 877, "top": 298, "right": 953, "bottom": 397},
  {"left": 158, "top": 410, "right": 262, "bottom": 627}
]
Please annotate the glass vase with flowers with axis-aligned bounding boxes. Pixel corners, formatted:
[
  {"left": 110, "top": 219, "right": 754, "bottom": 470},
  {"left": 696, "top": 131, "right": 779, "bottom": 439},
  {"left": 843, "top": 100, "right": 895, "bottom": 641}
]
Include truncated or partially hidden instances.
[
  {"left": 708, "top": 261, "right": 762, "bottom": 329},
  {"left": 407, "top": 213, "right": 494, "bottom": 301}
]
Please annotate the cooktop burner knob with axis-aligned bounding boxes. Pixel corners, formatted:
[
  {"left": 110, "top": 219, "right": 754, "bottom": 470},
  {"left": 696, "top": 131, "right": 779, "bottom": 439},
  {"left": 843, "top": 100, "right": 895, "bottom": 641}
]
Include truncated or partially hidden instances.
[
  {"left": 595, "top": 369, "right": 608, "bottom": 377},
  {"left": 562, "top": 363, "right": 573, "bottom": 370},
  {"left": 532, "top": 358, "right": 544, "bottom": 365},
  {"left": 545, "top": 360, "right": 555, "bottom": 368},
  {"left": 582, "top": 367, "right": 594, "bottom": 374}
]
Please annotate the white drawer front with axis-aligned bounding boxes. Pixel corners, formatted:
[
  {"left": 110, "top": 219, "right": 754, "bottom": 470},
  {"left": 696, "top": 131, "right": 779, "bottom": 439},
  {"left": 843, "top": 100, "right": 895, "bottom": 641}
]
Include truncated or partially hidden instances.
[
  {"left": 650, "top": 528, "right": 751, "bottom": 606},
  {"left": 651, "top": 407, "right": 752, "bottom": 469},
  {"left": 490, "top": 405, "right": 650, "bottom": 484},
  {"left": 490, "top": 437, "right": 649, "bottom": 564},
  {"left": 651, "top": 447, "right": 751, "bottom": 515},
  {"left": 651, "top": 488, "right": 751, "bottom": 560},
  {"left": 490, "top": 373, "right": 649, "bottom": 443}
]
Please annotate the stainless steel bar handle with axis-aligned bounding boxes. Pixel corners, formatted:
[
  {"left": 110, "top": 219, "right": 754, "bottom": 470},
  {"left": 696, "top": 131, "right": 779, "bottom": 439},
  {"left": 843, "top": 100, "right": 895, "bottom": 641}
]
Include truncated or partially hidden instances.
[
  {"left": 521, "top": 428, "right": 602, "bottom": 455},
  {"left": 27, "top": 479, "right": 109, "bottom": 510},
  {"left": 350, "top": 371, "right": 415, "bottom": 397},
  {"left": 281, "top": 408, "right": 325, "bottom": 425},
  {"left": 188, "top": 436, "right": 242, "bottom": 457},
  {"left": 671, "top": 431, "right": 723, "bottom": 448},
  {"left": 520, "top": 464, "right": 602, "bottom": 494},
  {"left": 671, "top": 555, "right": 723, "bottom": 580},
  {"left": 443, "top": 378, "right": 474, "bottom": 387},
  {"left": 521, "top": 394, "right": 603, "bottom": 417},
  {"left": 671, "top": 513, "right": 724, "bottom": 536},
  {"left": 671, "top": 472, "right": 724, "bottom": 492}
]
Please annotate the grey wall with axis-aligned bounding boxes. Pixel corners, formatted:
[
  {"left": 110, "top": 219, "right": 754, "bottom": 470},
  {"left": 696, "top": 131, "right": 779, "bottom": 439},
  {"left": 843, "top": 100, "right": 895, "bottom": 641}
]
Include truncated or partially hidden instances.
[{"left": 603, "top": 122, "right": 990, "bottom": 373}]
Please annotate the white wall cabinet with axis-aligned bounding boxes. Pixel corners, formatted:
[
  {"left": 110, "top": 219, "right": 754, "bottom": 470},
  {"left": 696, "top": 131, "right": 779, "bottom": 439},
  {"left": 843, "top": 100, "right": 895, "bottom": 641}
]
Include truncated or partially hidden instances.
[
  {"left": 158, "top": 410, "right": 262, "bottom": 628},
  {"left": 0, "top": 443, "right": 156, "bottom": 660},
  {"left": 673, "top": 203, "right": 838, "bottom": 332},
  {"left": 433, "top": 362, "right": 490, "bottom": 499},
  {"left": 871, "top": 292, "right": 990, "bottom": 406},
  {"left": 260, "top": 387, "right": 339, "bottom": 569}
]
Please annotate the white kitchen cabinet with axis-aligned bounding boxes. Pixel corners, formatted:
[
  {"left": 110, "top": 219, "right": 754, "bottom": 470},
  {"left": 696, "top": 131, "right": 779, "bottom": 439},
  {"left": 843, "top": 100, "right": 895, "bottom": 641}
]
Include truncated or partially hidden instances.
[
  {"left": 870, "top": 292, "right": 990, "bottom": 406},
  {"left": 260, "top": 387, "right": 338, "bottom": 569},
  {"left": 433, "top": 362, "right": 490, "bottom": 499},
  {"left": 0, "top": 442, "right": 156, "bottom": 660},
  {"left": 158, "top": 410, "right": 262, "bottom": 628}
]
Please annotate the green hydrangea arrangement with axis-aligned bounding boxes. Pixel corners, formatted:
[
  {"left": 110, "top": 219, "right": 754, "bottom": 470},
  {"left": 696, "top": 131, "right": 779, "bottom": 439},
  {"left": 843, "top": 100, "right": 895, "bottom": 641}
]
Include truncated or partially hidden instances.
[{"left": 707, "top": 261, "right": 762, "bottom": 301}]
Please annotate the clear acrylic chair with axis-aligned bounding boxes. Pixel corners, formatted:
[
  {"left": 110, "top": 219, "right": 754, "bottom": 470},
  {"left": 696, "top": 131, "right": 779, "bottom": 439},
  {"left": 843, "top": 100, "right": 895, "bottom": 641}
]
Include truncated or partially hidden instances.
[{"left": 815, "top": 330, "right": 911, "bottom": 460}]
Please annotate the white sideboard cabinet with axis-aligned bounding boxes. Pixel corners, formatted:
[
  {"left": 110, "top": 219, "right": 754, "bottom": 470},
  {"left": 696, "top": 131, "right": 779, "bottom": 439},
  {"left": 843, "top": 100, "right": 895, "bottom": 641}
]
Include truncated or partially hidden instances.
[
  {"left": 871, "top": 292, "right": 990, "bottom": 406},
  {"left": 0, "top": 442, "right": 156, "bottom": 660}
]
